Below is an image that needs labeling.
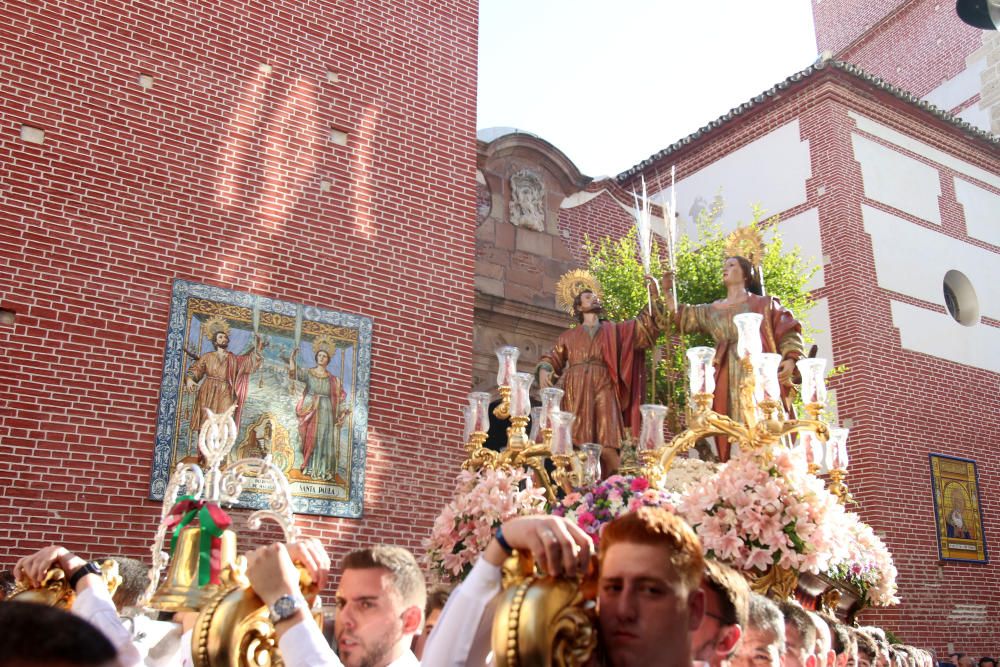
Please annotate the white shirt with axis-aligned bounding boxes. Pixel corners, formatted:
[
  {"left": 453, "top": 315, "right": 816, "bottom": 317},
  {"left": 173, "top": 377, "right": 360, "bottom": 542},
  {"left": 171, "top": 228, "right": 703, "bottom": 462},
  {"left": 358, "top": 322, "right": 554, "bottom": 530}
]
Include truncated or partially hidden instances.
[
  {"left": 72, "top": 585, "right": 143, "bottom": 667},
  {"left": 180, "top": 613, "right": 419, "bottom": 667},
  {"left": 276, "top": 618, "right": 342, "bottom": 667},
  {"left": 420, "top": 557, "right": 503, "bottom": 667}
]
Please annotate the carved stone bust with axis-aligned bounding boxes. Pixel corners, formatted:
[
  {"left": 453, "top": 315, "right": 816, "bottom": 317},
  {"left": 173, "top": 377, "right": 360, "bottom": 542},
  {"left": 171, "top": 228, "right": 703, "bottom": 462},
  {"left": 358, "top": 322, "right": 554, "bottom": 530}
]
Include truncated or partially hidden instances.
[{"left": 509, "top": 169, "right": 545, "bottom": 232}]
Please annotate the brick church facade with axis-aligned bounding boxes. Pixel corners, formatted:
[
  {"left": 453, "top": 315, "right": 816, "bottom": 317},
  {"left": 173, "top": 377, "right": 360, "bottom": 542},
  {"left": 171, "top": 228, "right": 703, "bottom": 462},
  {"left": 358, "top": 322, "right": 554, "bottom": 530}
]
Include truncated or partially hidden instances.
[
  {"left": 476, "top": 1, "right": 998, "bottom": 653},
  {"left": 1, "top": 0, "right": 478, "bottom": 560}
]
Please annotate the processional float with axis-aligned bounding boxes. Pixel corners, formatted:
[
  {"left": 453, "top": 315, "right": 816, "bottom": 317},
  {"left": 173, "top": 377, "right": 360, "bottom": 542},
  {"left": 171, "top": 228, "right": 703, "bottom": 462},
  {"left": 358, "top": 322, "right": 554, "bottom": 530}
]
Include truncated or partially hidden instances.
[{"left": 452, "top": 297, "right": 874, "bottom": 667}]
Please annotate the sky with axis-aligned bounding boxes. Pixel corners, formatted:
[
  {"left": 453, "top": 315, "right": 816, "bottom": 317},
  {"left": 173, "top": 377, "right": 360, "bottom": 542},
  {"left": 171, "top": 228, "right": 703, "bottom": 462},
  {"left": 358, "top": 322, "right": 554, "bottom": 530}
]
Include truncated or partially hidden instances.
[{"left": 478, "top": 1, "right": 820, "bottom": 178}]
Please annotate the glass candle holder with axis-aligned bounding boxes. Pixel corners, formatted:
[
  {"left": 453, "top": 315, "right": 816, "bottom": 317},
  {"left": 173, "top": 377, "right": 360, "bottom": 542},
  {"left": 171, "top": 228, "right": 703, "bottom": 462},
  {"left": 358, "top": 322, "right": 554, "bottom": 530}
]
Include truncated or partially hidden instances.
[
  {"left": 528, "top": 406, "right": 543, "bottom": 443},
  {"left": 733, "top": 312, "right": 763, "bottom": 358},
  {"left": 757, "top": 353, "right": 783, "bottom": 402},
  {"left": 638, "top": 404, "right": 667, "bottom": 451},
  {"left": 800, "top": 431, "right": 825, "bottom": 470},
  {"left": 540, "top": 387, "right": 564, "bottom": 429},
  {"left": 461, "top": 404, "right": 473, "bottom": 443},
  {"left": 797, "top": 358, "right": 828, "bottom": 405},
  {"left": 468, "top": 392, "right": 491, "bottom": 433},
  {"left": 581, "top": 443, "right": 602, "bottom": 486},
  {"left": 828, "top": 427, "right": 850, "bottom": 470},
  {"left": 686, "top": 346, "right": 716, "bottom": 395},
  {"left": 510, "top": 372, "right": 534, "bottom": 418},
  {"left": 549, "top": 410, "right": 575, "bottom": 456},
  {"left": 495, "top": 345, "right": 520, "bottom": 386}
]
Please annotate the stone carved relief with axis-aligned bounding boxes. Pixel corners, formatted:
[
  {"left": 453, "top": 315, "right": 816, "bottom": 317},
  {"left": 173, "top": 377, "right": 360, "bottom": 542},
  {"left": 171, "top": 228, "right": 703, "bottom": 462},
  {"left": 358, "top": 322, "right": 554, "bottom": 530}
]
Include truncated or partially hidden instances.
[
  {"left": 509, "top": 169, "right": 545, "bottom": 232},
  {"left": 476, "top": 170, "right": 492, "bottom": 225}
]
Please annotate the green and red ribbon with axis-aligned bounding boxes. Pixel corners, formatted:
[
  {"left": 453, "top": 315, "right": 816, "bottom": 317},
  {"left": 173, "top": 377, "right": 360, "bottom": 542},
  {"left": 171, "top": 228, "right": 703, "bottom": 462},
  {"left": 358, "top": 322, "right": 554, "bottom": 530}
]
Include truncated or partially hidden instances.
[{"left": 165, "top": 495, "right": 232, "bottom": 587}]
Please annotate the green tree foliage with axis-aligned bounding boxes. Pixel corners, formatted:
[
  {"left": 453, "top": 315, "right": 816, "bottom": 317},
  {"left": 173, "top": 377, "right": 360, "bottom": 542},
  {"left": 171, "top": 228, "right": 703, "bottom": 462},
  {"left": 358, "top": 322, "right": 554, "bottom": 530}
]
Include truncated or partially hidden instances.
[{"left": 585, "top": 203, "right": 822, "bottom": 414}]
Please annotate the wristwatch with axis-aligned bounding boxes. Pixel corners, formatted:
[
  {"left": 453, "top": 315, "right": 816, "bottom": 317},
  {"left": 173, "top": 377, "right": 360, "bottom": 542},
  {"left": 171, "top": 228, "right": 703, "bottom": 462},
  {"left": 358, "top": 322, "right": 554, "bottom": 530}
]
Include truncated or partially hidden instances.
[
  {"left": 68, "top": 561, "right": 101, "bottom": 591},
  {"left": 268, "top": 592, "right": 307, "bottom": 624}
]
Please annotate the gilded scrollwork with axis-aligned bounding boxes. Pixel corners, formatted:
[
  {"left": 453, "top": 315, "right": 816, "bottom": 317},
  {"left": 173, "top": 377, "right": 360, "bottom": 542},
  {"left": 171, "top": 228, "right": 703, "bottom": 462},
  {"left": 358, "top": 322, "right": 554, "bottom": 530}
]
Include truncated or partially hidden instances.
[{"left": 492, "top": 552, "right": 597, "bottom": 667}]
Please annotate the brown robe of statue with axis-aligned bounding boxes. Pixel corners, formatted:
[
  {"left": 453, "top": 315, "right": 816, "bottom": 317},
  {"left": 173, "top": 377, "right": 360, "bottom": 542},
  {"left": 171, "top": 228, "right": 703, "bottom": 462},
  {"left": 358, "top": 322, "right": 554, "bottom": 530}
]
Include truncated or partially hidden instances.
[{"left": 538, "top": 309, "right": 664, "bottom": 452}]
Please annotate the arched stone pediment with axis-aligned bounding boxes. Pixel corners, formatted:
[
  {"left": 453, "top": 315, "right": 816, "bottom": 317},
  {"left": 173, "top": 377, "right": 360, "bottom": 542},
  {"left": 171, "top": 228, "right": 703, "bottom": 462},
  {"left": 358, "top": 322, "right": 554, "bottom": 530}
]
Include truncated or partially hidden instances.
[{"left": 478, "top": 129, "right": 591, "bottom": 195}]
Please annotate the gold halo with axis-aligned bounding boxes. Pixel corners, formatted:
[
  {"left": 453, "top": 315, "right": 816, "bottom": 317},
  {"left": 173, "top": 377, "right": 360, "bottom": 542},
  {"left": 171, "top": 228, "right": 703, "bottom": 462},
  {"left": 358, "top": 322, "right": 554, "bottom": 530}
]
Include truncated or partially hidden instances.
[
  {"left": 555, "top": 269, "right": 602, "bottom": 315},
  {"left": 725, "top": 226, "right": 765, "bottom": 266},
  {"left": 204, "top": 316, "right": 231, "bottom": 339},
  {"left": 312, "top": 335, "right": 336, "bottom": 359}
]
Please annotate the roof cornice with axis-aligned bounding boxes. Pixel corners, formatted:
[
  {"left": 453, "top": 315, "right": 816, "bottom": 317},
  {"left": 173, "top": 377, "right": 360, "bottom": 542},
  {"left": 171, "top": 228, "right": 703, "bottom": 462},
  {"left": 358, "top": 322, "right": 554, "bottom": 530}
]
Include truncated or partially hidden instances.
[{"left": 616, "top": 59, "right": 999, "bottom": 183}]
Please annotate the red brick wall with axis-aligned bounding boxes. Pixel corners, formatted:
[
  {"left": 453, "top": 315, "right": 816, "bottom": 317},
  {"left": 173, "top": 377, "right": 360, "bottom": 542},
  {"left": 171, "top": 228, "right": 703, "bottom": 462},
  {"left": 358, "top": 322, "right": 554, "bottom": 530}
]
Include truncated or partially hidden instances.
[
  {"left": 558, "top": 182, "right": 638, "bottom": 267},
  {"left": 815, "top": 0, "right": 984, "bottom": 98},
  {"left": 819, "top": 93, "right": 999, "bottom": 656},
  {"left": 812, "top": 0, "right": 910, "bottom": 56},
  {"left": 0, "top": 0, "right": 477, "bottom": 580},
  {"left": 622, "top": 72, "right": 999, "bottom": 654},
  {"left": 840, "top": 0, "right": 984, "bottom": 97}
]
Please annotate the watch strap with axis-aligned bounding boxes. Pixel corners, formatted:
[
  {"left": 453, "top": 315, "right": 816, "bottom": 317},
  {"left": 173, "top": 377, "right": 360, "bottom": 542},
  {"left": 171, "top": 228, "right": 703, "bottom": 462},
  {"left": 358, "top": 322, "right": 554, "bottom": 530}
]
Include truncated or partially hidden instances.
[
  {"left": 268, "top": 592, "right": 307, "bottom": 624},
  {"left": 68, "top": 561, "right": 101, "bottom": 590}
]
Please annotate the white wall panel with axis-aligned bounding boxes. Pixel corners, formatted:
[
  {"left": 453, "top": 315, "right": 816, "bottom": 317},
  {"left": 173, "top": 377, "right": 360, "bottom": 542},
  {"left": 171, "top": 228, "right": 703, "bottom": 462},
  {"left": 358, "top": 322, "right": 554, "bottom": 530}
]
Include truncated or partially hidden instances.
[
  {"left": 852, "top": 134, "right": 942, "bottom": 225},
  {"left": 653, "top": 121, "right": 811, "bottom": 238},
  {"left": 768, "top": 207, "right": 825, "bottom": 291},
  {"left": 954, "top": 177, "right": 1000, "bottom": 247},
  {"left": 891, "top": 301, "right": 1000, "bottom": 372},
  {"left": 849, "top": 111, "right": 1000, "bottom": 190},
  {"left": 864, "top": 204, "right": 1000, "bottom": 371}
]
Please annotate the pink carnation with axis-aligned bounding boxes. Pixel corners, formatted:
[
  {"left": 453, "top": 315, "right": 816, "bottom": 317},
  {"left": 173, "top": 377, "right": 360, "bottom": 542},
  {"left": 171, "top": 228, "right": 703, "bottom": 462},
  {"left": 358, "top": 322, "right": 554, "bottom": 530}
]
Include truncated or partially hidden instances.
[{"left": 630, "top": 477, "right": 650, "bottom": 492}]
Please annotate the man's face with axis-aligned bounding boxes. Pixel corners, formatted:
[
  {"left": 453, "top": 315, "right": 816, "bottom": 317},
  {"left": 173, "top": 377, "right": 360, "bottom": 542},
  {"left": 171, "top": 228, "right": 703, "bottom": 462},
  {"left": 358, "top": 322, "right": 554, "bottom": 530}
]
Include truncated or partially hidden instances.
[
  {"left": 597, "top": 542, "right": 703, "bottom": 667},
  {"left": 213, "top": 332, "right": 229, "bottom": 349},
  {"left": 334, "top": 567, "right": 410, "bottom": 667},
  {"left": 784, "top": 623, "right": 812, "bottom": 667},
  {"left": 691, "top": 584, "right": 738, "bottom": 667},
  {"left": 732, "top": 627, "right": 783, "bottom": 667},
  {"left": 578, "top": 291, "right": 603, "bottom": 314}
]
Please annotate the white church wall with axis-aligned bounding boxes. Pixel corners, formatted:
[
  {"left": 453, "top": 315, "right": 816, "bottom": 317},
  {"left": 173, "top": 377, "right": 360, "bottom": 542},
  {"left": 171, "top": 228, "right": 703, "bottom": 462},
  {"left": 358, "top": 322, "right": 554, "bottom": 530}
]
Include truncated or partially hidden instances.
[
  {"left": 863, "top": 204, "right": 1000, "bottom": 372},
  {"left": 953, "top": 177, "right": 1000, "bottom": 247},
  {"left": 848, "top": 111, "right": 1000, "bottom": 189},
  {"left": 851, "top": 133, "right": 942, "bottom": 225},
  {"left": 769, "top": 207, "right": 825, "bottom": 291},
  {"left": 653, "top": 120, "right": 812, "bottom": 238}
]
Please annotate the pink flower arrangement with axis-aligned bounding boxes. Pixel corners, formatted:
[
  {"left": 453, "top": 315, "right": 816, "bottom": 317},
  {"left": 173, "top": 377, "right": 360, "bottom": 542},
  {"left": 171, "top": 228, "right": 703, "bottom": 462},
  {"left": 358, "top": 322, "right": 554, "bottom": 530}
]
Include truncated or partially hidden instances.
[
  {"left": 425, "top": 467, "right": 547, "bottom": 582},
  {"left": 679, "top": 447, "right": 898, "bottom": 606},
  {"left": 680, "top": 448, "right": 850, "bottom": 575},
  {"left": 827, "top": 513, "right": 900, "bottom": 606},
  {"left": 551, "top": 475, "right": 680, "bottom": 548}
]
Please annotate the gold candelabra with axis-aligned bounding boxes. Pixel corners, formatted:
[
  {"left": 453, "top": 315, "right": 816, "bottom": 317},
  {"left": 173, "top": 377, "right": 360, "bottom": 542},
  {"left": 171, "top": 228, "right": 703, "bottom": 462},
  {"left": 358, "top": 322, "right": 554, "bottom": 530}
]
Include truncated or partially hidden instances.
[
  {"left": 827, "top": 468, "right": 849, "bottom": 504},
  {"left": 493, "top": 385, "right": 512, "bottom": 420},
  {"left": 463, "top": 329, "right": 847, "bottom": 506},
  {"left": 462, "top": 378, "right": 590, "bottom": 503},
  {"left": 462, "top": 414, "right": 578, "bottom": 504},
  {"left": 640, "top": 353, "right": 831, "bottom": 484}
]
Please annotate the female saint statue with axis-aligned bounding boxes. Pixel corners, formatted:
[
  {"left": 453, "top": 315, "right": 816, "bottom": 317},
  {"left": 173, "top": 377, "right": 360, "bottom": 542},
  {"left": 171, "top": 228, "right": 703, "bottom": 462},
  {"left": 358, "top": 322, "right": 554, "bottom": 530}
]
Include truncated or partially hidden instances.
[{"left": 671, "top": 255, "right": 805, "bottom": 461}]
